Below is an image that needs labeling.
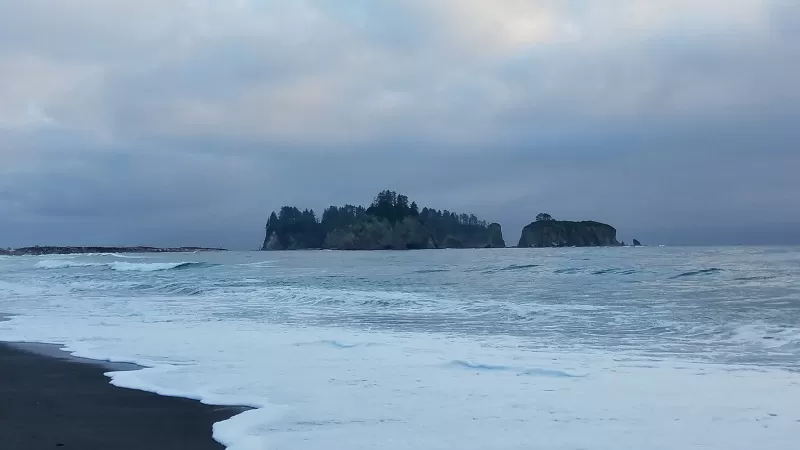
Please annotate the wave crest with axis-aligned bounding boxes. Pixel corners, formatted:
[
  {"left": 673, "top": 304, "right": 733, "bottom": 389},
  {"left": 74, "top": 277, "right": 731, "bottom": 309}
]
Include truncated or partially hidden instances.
[
  {"left": 35, "top": 260, "right": 102, "bottom": 269},
  {"left": 501, "top": 264, "right": 540, "bottom": 272},
  {"left": 35, "top": 260, "right": 213, "bottom": 272},
  {"left": 109, "top": 262, "right": 213, "bottom": 272},
  {"left": 670, "top": 268, "right": 723, "bottom": 279}
]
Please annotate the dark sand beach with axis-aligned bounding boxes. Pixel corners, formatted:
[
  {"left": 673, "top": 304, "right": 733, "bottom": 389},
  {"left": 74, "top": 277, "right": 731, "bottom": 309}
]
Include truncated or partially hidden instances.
[{"left": 0, "top": 342, "right": 244, "bottom": 450}]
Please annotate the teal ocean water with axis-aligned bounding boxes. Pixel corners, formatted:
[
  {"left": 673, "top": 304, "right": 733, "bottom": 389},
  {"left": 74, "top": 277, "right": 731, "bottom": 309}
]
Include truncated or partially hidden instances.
[{"left": 1, "top": 247, "right": 799, "bottom": 449}]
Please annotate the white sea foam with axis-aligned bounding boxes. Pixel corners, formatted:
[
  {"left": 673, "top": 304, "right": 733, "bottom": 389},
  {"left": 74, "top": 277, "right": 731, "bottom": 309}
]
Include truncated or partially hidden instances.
[
  {"left": 35, "top": 260, "right": 103, "bottom": 269},
  {"left": 0, "top": 279, "right": 66, "bottom": 297},
  {"left": 34, "top": 260, "right": 199, "bottom": 272},
  {"left": 83, "top": 252, "right": 147, "bottom": 259},
  {"left": 1, "top": 313, "right": 799, "bottom": 450},
  {"left": 731, "top": 323, "right": 800, "bottom": 349},
  {"left": 2, "top": 248, "right": 800, "bottom": 450},
  {"left": 236, "top": 261, "right": 278, "bottom": 268}
]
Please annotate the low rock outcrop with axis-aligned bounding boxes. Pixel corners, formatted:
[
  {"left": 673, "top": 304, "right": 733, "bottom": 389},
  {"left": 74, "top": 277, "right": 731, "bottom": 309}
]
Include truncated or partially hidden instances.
[{"left": 0, "top": 246, "right": 225, "bottom": 255}]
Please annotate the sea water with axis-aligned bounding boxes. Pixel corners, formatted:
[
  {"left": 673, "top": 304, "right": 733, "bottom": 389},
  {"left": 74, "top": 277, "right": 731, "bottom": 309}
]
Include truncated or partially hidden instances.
[{"left": 1, "top": 247, "right": 799, "bottom": 449}]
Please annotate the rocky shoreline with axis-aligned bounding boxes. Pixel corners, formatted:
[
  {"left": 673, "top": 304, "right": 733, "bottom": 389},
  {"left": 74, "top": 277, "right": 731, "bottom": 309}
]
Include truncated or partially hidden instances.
[{"left": 0, "top": 246, "right": 226, "bottom": 256}]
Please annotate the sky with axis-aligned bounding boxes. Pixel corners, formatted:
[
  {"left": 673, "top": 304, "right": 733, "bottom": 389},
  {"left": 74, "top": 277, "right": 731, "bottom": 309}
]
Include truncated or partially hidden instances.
[{"left": 1, "top": 0, "right": 799, "bottom": 249}]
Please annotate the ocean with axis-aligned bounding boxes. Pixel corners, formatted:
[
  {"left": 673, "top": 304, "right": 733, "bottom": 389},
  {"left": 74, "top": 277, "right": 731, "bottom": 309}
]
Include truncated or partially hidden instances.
[{"left": 1, "top": 247, "right": 799, "bottom": 449}]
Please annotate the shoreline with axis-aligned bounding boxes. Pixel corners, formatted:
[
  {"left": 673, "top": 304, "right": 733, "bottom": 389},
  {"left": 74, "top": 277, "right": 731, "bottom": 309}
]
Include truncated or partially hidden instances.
[
  {"left": 0, "top": 341, "right": 246, "bottom": 450},
  {"left": 0, "top": 246, "right": 227, "bottom": 256}
]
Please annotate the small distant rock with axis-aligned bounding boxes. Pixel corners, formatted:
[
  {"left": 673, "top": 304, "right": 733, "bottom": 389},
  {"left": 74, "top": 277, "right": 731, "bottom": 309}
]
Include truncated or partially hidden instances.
[{"left": 633, "top": 239, "right": 642, "bottom": 247}]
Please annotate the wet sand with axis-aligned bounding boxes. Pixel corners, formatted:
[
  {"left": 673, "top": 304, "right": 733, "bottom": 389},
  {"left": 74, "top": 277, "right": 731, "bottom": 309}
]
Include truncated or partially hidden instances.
[{"left": 0, "top": 342, "right": 245, "bottom": 449}]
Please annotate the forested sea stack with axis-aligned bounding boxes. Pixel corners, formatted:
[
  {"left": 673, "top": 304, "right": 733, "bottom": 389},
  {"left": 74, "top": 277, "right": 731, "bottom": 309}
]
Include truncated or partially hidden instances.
[
  {"left": 518, "top": 213, "right": 621, "bottom": 248},
  {"left": 261, "top": 190, "right": 505, "bottom": 251}
]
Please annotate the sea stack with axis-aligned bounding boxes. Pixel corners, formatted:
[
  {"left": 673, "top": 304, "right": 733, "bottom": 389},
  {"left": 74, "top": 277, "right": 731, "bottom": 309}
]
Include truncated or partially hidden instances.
[
  {"left": 487, "top": 223, "right": 506, "bottom": 248},
  {"left": 518, "top": 214, "right": 621, "bottom": 248}
]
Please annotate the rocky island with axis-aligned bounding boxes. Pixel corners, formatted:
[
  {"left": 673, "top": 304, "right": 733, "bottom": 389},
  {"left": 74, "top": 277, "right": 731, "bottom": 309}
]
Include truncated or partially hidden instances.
[
  {"left": 517, "top": 213, "right": 621, "bottom": 248},
  {"left": 262, "top": 190, "right": 505, "bottom": 250}
]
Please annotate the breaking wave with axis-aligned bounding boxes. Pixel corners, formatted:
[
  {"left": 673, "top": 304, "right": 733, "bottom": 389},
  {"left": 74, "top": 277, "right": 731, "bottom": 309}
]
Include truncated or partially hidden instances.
[
  {"left": 35, "top": 260, "right": 214, "bottom": 272},
  {"left": 76, "top": 252, "right": 147, "bottom": 259},
  {"left": 35, "top": 260, "right": 103, "bottom": 269}
]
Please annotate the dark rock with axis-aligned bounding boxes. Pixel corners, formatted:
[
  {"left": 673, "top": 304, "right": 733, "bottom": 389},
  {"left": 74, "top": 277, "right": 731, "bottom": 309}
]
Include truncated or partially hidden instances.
[
  {"left": 518, "top": 220, "right": 621, "bottom": 248},
  {"left": 487, "top": 223, "right": 506, "bottom": 248},
  {"left": 261, "top": 209, "right": 324, "bottom": 250},
  {"left": 323, "top": 216, "right": 393, "bottom": 250},
  {"left": 441, "top": 236, "right": 464, "bottom": 249},
  {"left": 324, "top": 216, "right": 435, "bottom": 250},
  {"left": 633, "top": 239, "right": 642, "bottom": 247},
  {"left": 261, "top": 190, "right": 504, "bottom": 251},
  {"left": 2, "top": 246, "right": 225, "bottom": 256}
]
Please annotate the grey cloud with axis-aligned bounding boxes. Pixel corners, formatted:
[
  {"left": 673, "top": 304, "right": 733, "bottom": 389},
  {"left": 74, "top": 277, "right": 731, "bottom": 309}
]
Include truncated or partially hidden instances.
[{"left": 1, "top": 1, "right": 799, "bottom": 248}]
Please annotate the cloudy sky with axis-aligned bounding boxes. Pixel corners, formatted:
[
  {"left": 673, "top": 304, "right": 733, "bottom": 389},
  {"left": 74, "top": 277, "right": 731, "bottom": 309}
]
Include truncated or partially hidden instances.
[{"left": 1, "top": 1, "right": 799, "bottom": 249}]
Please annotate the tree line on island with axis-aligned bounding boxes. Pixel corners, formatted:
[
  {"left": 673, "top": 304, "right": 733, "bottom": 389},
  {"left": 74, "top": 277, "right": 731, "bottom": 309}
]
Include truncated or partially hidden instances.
[
  {"left": 261, "top": 190, "right": 630, "bottom": 251},
  {"left": 262, "top": 190, "right": 505, "bottom": 250}
]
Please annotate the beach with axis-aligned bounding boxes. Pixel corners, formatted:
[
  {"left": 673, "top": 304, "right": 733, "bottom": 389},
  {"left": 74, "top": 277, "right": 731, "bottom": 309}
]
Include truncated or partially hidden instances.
[{"left": 0, "top": 342, "right": 243, "bottom": 450}]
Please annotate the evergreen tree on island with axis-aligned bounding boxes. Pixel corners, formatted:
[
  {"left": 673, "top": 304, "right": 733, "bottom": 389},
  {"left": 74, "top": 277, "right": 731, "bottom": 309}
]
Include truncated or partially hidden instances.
[{"left": 261, "top": 190, "right": 504, "bottom": 250}]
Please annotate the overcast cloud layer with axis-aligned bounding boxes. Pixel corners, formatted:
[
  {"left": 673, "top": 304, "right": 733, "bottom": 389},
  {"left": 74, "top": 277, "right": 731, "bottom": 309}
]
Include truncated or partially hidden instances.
[{"left": 1, "top": 1, "right": 799, "bottom": 249}]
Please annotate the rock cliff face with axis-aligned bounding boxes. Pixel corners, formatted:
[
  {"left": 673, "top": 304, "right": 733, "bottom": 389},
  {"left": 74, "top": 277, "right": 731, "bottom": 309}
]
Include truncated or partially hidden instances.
[
  {"left": 434, "top": 222, "right": 506, "bottom": 249},
  {"left": 517, "top": 220, "right": 620, "bottom": 248},
  {"left": 261, "top": 228, "right": 321, "bottom": 250},
  {"left": 323, "top": 217, "right": 436, "bottom": 250},
  {"left": 264, "top": 215, "right": 505, "bottom": 251}
]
